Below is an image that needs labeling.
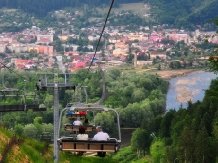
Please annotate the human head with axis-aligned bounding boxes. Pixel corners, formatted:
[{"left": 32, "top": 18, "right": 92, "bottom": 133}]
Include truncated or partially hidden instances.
[
  {"left": 84, "top": 118, "right": 88, "bottom": 123},
  {"left": 79, "top": 126, "right": 86, "bottom": 134},
  {"left": 96, "top": 126, "right": 103, "bottom": 132}
]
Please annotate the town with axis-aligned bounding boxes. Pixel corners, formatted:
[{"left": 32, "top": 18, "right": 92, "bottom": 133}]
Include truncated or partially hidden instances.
[{"left": 0, "top": 9, "right": 217, "bottom": 72}]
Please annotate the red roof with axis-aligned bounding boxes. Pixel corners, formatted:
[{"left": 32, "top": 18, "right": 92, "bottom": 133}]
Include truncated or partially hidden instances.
[
  {"left": 73, "top": 56, "right": 81, "bottom": 61},
  {"left": 17, "top": 65, "right": 25, "bottom": 69},
  {"left": 74, "top": 62, "right": 86, "bottom": 68}
]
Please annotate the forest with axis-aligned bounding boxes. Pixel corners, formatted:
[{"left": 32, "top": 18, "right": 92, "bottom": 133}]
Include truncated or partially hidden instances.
[
  {"left": 0, "top": 0, "right": 142, "bottom": 17},
  {"left": 0, "top": 0, "right": 217, "bottom": 29},
  {"left": 145, "top": 0, "right": 218, "bottom": 29},
  {"left": 111, "top": 54, "right": 218, "bottom": 162}
]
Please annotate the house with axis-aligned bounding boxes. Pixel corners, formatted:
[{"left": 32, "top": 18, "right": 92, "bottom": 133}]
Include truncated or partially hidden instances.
[
  {"left": 113, "top": 48, "right": 129, "bottom": 56},
  {"left": 137, "top": 61, "right": 153, "bottom": 66},
  {"left": 64, "top": 51, "right": 79, "bottom": 56},
  {"left": 14, "top": 59, "right": 35, "bottom": 69},
  {"left": 108, "top": 37, "right": 121, "bottom": 43},
  {"left": 115, "top": 42, "right": 129, "bottom": 49},
  {"left": 150, "top": 51, "right": 167, "bottom": 60}
]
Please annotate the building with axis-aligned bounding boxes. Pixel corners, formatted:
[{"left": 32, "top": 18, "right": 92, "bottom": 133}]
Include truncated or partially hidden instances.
[
  {"left": 150, "top": 52, "right": 167, "bottom": 60},
  {"left": 113, "top": 48, "right": 129, "bottom": 56},
  {"left": 37, "top": 35, "right": 53, "bottom": 43}
]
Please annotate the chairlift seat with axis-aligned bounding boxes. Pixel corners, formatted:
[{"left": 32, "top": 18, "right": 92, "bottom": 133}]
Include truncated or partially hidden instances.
[
  {"left": 0, "top": 105, "right": 24, "bottom": 112},
  {"left": 66, "top": 114, "right": 86, "bottom": 119},
  {"left": 57, "top": 137, "right": 120, "bottom": 153},
  {"left": 0, "top": 104, "right": 46, "bottom": 112},
  {"left": 64, "top": 125, "right": 94, "bottom": 132}
]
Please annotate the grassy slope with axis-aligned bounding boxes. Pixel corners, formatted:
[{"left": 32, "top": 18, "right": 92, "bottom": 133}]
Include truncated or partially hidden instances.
[
  {"left": 0, "top": 126, "right": 118, "bottom": 163},
  {"left": 89, "top": 2, "right": 150, "bottom": 22}
]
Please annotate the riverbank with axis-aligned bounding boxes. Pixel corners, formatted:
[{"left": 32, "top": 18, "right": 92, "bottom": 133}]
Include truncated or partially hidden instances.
[
  {"left": 166, "top": 71, "right": 217, "bottom": 110},
  {"left": 156, "top": 69, "right": 204, "bottom": 80},
  {"left": 157, "top": 69, "right": 205, "bottom": 104}
]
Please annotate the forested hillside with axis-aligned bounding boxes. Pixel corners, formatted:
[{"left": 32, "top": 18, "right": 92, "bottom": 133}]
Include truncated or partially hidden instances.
[
  {"left": 0, "top": 0, "right": 141, "bottom": 17},
  {"left": 111, "top": 55, "right": 218, "bottom": 162},
  {"left": 146, "top": 0, "right": 218, "bottom": 28},
  {"left": 0, "top": 0, "right": 217, "bottom": 27}
]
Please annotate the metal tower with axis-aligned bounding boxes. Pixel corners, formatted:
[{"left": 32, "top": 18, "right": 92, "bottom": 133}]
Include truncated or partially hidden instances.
[{"left": 36, "top": 73, "right": 75, "bottom": 163}]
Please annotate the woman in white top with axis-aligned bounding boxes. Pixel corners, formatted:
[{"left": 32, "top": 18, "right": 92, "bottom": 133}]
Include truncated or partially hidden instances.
[
  {"left": 73, "top": 118, "right": 83, "bottom": 126},
  {"left": 77, "top": 126, "right": 88, "bottom": 140}
]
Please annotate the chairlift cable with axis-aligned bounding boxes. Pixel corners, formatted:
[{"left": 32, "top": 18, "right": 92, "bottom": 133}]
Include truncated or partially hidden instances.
[
  {"left": 80, "top": 0, "right": 114, "bottom": 86},
  {"left": 0, "top": 61, "right": 30, "bottom": 82}
]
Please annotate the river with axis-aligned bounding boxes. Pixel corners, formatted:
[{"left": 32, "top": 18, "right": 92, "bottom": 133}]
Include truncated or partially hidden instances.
[{"left": 166, "top": 71, "right": 218, "bottom": 111}]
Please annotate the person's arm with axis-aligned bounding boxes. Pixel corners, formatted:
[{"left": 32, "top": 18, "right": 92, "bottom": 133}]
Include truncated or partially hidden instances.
[
  {"left": 85, "top": 134, "right": 89, "bottom": 140},
  {"left": 106, "top": 133, "right": 110, "bottom": 140}
]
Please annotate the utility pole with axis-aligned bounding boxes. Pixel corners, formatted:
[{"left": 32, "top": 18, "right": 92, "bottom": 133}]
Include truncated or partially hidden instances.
[{"left": 36, "top": 73, "right": 75, "bottom": 163}]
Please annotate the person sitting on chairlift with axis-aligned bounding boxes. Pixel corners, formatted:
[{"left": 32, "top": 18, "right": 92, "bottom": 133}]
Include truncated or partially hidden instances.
[
  {"left": 76, "top": 126, "right": 88, "bottom": 155},
  {"left": 93, "top": 126, "right": 110, "bottom": 157},
  {"left": 77, "top": 126, "right": 88, "bottom": 140},
  {"left": 75, "top": 110, "right": 80, "bottom": 114},
  {"left": 73, "top": 118, "right": 82, "bottom": 126},
  {"left": 79, "top": 110, "right": 86, "bottom": 115},
  {"left": 83, "top": 118, "right": 89, "bottom": 126},
  {"left": 68, "top": 110, "right": 74, "bottom": 115}
]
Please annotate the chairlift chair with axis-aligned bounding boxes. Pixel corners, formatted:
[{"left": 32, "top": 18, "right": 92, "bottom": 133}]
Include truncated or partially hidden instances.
[{"left": 57, "top": 103, "right": 121, "bottom": 154}]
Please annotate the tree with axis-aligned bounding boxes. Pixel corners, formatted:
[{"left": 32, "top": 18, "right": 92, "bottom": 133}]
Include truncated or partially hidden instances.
[
  {"left": 177, "top": 127, "right": 196, "bottom": 163},
  {"left": 42, "top": 123, "right": 53, "bottom": 133},
  {"left": 194, "top": 126, "right": 211, "bottom": 163},
  {"left": 14, "top": 124, "right": 24, "bottom": 136},
  {"left": 131, "top": 88, "right": 146, "bottom": 102},
  {"left": 94, "top": 112, "right": 116, "bottom": 134},
  {"left": 34, "top": 116, "right": 43, "bottom": 134},
  {"left": 23, "top": 123, "right": 38, "bottom": 139},
  {"left": 131, "top": 128, "right": 152, "bottom": 158},
  {"left": 160, "top": 110, "right": 175, "bottom": 137}
]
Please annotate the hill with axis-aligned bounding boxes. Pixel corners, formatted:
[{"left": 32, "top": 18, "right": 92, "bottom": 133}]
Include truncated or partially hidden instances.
[
  {"left": 146, "top": 0, "right": 218, "bottom": 28},
  {"left": 0, "top": 0, "right": 218, "bottom": 28},
  {"left": 0, "top": 125, "right": 118, "bottom": 163},
  {"left": 0, "top": 125, "right": 54, "bottom": 162},
  {"left": 0, "top": 0, "right": 217, "bottom": 28}
]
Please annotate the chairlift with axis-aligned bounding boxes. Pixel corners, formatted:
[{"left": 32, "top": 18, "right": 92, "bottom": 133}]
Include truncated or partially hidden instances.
[
  {"left": 0, "top": 77, "right": 46, "bottom": 112},
  {"left": 57, "top": 103, "right": 121, "bottom": 155}
]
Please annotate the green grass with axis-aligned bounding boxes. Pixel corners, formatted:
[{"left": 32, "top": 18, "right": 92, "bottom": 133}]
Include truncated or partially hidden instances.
[
  {"left": 19, "top": 144, "right": 49, "bottom": 163},
  {"left": 24, "top": 138, "right": 48, "bottom": 151},
  {"left": 0, "top": 127, "right": 13, "bottom": 138},
  {"left": 60, "top": 154, "right": 119, "bottom": 163},
  {"left": 112, "top": 146, "right": 138, "bottom": 163}
]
